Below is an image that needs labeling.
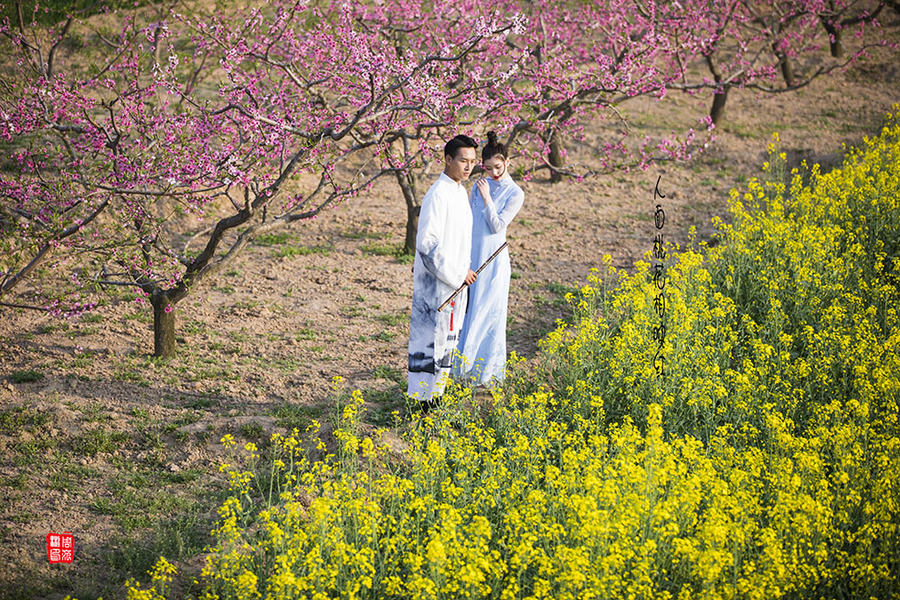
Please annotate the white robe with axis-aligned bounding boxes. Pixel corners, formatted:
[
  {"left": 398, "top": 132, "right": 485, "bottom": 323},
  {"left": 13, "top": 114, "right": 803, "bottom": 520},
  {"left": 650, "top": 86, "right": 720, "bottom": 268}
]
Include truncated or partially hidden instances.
[
  {"left": 454, "top": 173, "right": 524, "bottom": 386},
  {"left": 407, "top": 172, "right": 473, "bottom": 401}
]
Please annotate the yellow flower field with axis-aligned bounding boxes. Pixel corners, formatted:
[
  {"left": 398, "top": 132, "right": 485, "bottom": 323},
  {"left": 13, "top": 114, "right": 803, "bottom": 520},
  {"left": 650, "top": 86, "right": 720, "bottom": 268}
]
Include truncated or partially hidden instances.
[{"left": 130, "top": 109, "right": 900, "bottom": 599}]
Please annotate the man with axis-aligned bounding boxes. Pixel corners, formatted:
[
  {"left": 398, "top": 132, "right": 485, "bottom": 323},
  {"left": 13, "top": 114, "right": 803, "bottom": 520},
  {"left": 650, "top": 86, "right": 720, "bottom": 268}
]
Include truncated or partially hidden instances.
[{"left": 407, "top": 135, "right": 479, "bottom": 407}]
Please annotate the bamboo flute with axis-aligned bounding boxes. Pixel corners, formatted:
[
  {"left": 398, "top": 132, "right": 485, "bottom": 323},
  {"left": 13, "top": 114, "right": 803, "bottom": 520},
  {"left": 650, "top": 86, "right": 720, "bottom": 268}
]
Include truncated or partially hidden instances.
[{"left": 437, "top": 241, "right": 509, "bottom": 312}]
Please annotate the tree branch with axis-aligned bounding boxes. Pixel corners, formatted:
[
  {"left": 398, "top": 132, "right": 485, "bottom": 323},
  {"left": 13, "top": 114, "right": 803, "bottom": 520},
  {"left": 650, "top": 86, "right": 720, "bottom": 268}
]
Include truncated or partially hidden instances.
[{"left": 1, "top": 198, "right": 110, "bottom": 295}]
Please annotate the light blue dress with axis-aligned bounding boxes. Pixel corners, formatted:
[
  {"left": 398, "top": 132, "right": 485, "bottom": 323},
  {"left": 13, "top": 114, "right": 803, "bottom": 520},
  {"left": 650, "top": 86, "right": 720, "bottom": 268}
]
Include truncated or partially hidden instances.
[{"left": 454, "top": 173, "right": 524, "bottom": 386}]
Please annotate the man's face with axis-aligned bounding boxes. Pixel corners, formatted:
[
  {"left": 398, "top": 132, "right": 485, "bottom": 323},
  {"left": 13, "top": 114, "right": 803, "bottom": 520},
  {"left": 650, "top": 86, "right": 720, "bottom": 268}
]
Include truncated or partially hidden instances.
[{"left": 444, "top": 147, "right": 477, "bottom": 182}]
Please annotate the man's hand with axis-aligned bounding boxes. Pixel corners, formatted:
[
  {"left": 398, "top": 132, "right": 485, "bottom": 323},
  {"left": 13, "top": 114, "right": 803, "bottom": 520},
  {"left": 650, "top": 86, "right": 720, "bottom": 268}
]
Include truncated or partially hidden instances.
[
  {"left": 475, "top": 178, "right": 491, "bottom": 207},
  {"left": 465, "top": 269, "right": 477, "bottom": 285}
]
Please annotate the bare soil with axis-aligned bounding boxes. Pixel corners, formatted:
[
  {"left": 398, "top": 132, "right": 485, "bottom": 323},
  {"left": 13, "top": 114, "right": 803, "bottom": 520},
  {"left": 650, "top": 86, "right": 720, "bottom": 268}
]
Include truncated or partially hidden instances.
[{"left": 1, "top": 40, "right": 898, "bottom": 600}]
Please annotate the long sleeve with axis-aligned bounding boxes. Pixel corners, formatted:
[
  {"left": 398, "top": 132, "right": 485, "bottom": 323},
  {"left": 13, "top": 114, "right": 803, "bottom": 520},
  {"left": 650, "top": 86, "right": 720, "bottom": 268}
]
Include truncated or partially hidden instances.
[
  {"left": 482, "top": 188, "right": 524, "bottom": 234},
  {"left": 416, "top": 182, "right": 468, "bottom": 288}
]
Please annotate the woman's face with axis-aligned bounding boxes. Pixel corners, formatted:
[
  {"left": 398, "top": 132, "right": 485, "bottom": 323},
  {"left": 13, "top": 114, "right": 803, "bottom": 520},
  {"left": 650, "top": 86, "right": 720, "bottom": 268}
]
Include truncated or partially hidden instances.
[{"left": 482, "top": 155, "right": 508, "bottom": 180}]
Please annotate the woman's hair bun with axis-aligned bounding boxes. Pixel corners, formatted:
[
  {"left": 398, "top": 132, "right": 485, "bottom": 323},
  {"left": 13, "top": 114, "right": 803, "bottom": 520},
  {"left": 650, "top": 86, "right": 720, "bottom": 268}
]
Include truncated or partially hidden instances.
[{"left": 482, "top": 130, "right": 507, "bottom": 162}]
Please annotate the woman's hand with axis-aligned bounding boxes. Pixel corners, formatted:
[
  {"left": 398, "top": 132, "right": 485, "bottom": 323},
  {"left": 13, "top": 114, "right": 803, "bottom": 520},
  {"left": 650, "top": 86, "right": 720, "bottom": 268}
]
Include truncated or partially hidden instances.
[{"left": 475, "top": 177, "right": 491, "bottom": 207}]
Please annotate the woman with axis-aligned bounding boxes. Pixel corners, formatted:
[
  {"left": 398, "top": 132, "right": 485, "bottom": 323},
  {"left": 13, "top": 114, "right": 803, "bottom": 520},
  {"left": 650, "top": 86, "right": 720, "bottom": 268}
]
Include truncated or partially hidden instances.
[{"left": 454, "top": 131, "right": 524, "bottom": 387}]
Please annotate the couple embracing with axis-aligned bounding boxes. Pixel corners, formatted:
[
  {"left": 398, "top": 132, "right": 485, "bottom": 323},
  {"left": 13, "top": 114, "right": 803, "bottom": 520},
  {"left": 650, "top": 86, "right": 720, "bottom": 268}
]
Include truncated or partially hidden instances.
[{"left": 407, "top": 133, "right": 525, "bottom": 408}]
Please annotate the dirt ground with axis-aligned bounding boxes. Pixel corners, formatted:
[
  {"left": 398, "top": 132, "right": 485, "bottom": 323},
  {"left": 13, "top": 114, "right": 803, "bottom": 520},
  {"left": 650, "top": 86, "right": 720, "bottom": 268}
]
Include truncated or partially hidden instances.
[{"left": 1, "top": 38, "right": 898, "bottom": 599}]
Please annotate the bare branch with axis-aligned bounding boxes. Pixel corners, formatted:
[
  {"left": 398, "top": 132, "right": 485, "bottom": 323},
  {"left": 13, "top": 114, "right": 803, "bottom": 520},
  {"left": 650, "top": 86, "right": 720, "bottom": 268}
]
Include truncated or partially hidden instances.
[
  {"left": 94, "top": 279, "right": 146, "bottom": 287},
  {"left": 46, "top": 16, "right": 73, "bottom": 80},
  {"left": 1, "top": 198, "right": 110, "bottom": 295},
  {"left": 0, "top": 300, "right": 50, "bottom": 312}
]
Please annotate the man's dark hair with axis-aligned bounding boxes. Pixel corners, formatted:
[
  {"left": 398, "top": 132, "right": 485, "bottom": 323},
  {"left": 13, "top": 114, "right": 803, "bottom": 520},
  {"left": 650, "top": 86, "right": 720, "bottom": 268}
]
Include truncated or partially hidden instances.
[{"left": 444, "top": 134, "right": 478, "bottom": 159}]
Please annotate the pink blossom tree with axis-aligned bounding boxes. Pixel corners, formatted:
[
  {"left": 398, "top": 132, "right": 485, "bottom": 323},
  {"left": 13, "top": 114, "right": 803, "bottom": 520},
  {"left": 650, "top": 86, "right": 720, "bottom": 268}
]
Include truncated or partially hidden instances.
[
  {"left": 665, "top": 0, "right": 893, "bottom": 125},
  {"left": 307, "top": 0, "right": 530, "bottom": 254},
  {"left": 369, "top": 0, "right": 893, "bottom": 251},
  {"left": 2, "top": 0, "right": 890, "bottom": 355},
  {"left": 0, "top": 0, "right": 519, "bottom": 356},
  {"left": 343, "top": 0, "right": 713, "bottom": 253},
  {"left": 466, "top": 0, "right": 893, "bottom": 180}
]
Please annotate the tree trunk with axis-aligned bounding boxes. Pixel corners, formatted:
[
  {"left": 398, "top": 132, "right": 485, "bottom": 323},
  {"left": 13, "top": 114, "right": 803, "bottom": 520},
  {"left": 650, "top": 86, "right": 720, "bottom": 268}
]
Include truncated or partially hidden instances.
[
  {"left": 152, "top": 292, "right": 176, "bottom": 358},
  {"left": 705, "top": 55, "right": 729, "bottom": 126},
  {"left": 397, "top": 170, "right": 420, "bottom": 255},
  {"left": 778, "top": 53, "right": 794, "bottom": 86},
  {"left": 821, "top": 20, "right": 844, "bottom": 58},
  {"left": 710, "top": 87, "right": 729, "bottom": 126},
  {"left": 548, "top": 132, "right": 564, "bottom": 183},
  {"left": 773, "top": 41, "right": 795, "bottom": 86}
]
